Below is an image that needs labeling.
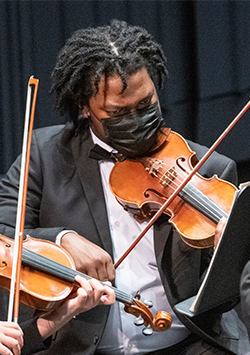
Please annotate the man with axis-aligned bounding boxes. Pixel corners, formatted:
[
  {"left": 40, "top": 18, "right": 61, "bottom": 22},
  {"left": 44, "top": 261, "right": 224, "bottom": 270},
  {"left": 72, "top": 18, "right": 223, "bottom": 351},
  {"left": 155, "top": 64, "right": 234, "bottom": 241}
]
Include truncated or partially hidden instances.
[{"left": 0, "top": 20, "right": 248, "bottom": 354}]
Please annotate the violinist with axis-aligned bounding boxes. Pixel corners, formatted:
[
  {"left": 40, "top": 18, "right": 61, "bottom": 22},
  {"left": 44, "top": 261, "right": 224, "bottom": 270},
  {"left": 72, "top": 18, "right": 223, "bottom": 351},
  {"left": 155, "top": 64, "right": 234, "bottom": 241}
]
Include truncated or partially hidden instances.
[
  {"left": 0, "top": 276, "right": 114, "bottom": 355},
  {"left": 0, "top": 20, "right": 248, "bottom": 354}
]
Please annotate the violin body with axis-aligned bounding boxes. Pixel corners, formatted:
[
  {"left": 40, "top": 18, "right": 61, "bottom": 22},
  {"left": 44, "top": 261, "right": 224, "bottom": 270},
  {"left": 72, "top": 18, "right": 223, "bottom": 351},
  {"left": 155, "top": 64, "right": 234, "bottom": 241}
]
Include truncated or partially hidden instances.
[
  {"left": 0, "top": 234, "right": 74, "bottom": 311},
  {"left": 109, "top": 130, "right": 237, "bottom": 248}
]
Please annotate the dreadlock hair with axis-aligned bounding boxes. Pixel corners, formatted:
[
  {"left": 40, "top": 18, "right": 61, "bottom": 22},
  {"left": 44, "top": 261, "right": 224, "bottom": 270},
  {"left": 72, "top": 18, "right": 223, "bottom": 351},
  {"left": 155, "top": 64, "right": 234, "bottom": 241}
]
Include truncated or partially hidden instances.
[{"left": 50, "top": 19, "right": 167, "bottom": 129}]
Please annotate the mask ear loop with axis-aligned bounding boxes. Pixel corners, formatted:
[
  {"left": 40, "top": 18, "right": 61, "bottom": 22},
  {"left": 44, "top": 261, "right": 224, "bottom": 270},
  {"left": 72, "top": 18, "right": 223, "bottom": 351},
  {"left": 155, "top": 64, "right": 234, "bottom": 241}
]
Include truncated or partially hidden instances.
[{"left": 87, "top": 106, "right": 102, "bottom": 122}]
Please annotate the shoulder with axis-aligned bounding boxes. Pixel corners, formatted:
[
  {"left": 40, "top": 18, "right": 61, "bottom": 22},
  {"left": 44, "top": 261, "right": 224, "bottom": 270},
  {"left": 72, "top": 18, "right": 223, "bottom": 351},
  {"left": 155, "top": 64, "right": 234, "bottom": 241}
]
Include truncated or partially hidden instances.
[
  {"left": 187, "top": 140, "right": 238, "bottom": 186},
  {"left": 187, "top": 139, "right": 233, "bottom": 167},
  {"left": 31, "top": 123, "right": 76, "bottom": 154},
  {"left": 32, "top": 124, "right": 65, "bottom": 145},
  {"left": 29, "top": 124, "right": 73, "bottom": 169},
  {"left": 32, "top": 121, "right": 90, "bottom": 149}
]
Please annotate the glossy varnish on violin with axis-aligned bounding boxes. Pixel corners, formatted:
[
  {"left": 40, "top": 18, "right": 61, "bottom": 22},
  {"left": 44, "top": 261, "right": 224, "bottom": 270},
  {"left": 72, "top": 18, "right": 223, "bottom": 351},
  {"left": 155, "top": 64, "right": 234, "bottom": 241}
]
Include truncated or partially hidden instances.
[
  {"left": 0, "top": 234, "right": 74, "bottom": 311},
  {"left": 109, "top": 129, "right": 237, "bottom": 248}
]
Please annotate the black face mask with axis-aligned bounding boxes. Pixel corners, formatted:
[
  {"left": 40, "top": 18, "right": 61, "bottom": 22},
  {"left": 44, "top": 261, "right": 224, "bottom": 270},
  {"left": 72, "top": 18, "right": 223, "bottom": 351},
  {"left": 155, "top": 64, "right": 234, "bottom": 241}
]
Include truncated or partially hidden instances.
[{"left": 101, "top": 101, "right": 164, "bottom": 158}]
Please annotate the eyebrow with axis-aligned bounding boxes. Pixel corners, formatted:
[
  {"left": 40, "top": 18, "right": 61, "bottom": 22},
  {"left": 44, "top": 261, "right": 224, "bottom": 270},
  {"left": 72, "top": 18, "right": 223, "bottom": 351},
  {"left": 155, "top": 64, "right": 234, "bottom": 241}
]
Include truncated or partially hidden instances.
[{"left": 105, "top": 90, "right": 155, "bottom": 110}]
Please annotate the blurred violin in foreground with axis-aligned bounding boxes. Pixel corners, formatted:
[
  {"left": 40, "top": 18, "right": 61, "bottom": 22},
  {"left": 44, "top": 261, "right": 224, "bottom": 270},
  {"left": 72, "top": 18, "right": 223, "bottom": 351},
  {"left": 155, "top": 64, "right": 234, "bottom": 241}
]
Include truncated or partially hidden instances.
[{"left": 0, "top": 233, "right": 172, "bottom": 335}]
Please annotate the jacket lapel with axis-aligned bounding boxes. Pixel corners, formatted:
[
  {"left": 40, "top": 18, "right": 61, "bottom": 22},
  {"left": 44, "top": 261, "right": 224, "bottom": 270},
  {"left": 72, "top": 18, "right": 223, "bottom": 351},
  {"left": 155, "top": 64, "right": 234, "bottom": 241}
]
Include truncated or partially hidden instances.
[
  {"left": 153, "top": 215, "right": 173, "bottom": 300},
  {"left": 70, "top": 128, "right": 113, "bottom": 256}
]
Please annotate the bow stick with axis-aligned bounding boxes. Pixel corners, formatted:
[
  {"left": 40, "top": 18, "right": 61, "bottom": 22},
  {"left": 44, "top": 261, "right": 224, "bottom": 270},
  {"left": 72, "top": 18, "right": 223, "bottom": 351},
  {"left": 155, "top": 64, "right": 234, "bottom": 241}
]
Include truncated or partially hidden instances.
[
  {"left": 114, "top": 99, "right": 250, "bottom": 269},
  {"left": 8, "top": 76, "right": 39, "bottom": 322}
]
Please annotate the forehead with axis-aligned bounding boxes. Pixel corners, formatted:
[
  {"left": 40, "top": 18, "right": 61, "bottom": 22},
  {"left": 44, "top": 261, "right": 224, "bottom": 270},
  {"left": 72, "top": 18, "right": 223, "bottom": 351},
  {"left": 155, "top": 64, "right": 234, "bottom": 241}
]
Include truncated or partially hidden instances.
[{"left": 90, "top": 68, "right": 155, "bottom": 108}]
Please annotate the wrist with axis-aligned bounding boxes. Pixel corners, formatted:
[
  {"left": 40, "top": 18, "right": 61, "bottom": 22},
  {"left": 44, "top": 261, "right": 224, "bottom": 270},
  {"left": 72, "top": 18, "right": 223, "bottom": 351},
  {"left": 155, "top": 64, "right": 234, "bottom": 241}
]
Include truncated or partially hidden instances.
[
  {"left": 37, "top": 305, "right": 75, "bottom": 340},
  {"left": 56, "top": 230, "right": 77, "bottom": 245}
]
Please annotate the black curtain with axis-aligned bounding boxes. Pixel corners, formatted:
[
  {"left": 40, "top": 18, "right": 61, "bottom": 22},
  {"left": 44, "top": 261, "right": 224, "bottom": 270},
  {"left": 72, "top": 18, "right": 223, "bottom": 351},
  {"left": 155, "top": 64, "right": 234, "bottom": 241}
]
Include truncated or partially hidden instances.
[{"left": 1, "top": 0, "right": 250, "bottom": 183}]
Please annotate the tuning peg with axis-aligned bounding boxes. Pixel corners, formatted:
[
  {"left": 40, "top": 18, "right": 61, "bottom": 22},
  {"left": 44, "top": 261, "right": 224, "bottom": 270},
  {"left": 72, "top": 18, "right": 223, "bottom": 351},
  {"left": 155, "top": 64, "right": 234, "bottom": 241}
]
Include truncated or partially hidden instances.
[
  {"left": 134, "top": 315, "right": 144, "bottom": 326},
  {"left": 143, "top": 299, "right": 153, "bottom": 308},
  {"left": 142, "top": 325, "right": 153, "bottom": 336}
]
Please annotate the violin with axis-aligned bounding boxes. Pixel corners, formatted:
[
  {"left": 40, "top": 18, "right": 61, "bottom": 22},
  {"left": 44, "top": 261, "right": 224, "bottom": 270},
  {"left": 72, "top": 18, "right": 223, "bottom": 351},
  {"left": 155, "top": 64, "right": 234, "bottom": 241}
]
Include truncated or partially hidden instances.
[
  {"left": 0, "top": 233, "right": 171, "bottom": 335},
  {"left": 109, "top": 128, "right": 237, "bottom": 249}
]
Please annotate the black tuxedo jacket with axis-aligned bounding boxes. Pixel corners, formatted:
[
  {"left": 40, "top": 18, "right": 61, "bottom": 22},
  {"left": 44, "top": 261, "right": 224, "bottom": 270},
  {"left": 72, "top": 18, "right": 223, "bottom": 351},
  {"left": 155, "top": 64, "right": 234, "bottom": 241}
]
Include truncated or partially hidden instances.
[{"left": 0, "top": 123, "right": 249, "bottom": 355}]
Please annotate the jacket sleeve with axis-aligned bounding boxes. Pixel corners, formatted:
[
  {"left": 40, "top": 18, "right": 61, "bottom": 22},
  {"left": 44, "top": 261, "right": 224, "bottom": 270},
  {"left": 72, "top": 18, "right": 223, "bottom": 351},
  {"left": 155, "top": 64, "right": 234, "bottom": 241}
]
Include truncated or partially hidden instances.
[
  {"left": 187, "top": 140, "right": 238, "bottom": 186},
  {"left": 0, "top": 131, "right": 66, "bottom": 242},
  {"left": 20, "top": 317, "right": 52, "bottom": 355}
]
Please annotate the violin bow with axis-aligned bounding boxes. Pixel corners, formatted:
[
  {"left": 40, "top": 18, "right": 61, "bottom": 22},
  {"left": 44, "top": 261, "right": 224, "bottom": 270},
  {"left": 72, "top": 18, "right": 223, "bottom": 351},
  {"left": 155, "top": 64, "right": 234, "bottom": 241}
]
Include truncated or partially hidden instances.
[
  {"left": 114, "top": 99, "right": 250, "bottom": 269},
  {"left": 8, "top": 76, "right": 39, "bottom": 322}
]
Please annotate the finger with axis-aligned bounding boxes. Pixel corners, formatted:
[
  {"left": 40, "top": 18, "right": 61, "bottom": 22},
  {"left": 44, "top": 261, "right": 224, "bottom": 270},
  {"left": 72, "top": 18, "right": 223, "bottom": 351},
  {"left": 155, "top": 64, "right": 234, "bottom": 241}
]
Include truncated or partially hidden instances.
[
  {"left": 82, "top": 266, "right": 100, "bottom": 280},
  {"left": 88, "top": 278, "right": 105, "bottom": 302},
  {"left": 96, "top": 262, "right": 115, "bottom": 282},
  {"left": 0, "top": 336, "right": 21, "bottom": 355},
  {"left": 1, "top": 323, "right": 23, "bottom": 335},
  {"left": 106, "top": 262, "right": 116, "bottom": 282},
  {"left": 72, "top": 279, "right": 100, "bottom": 313},
  {"left": 215, "top": 217, "right": 227, "bottom": 236},
  {"left": 12, "top": 342, "right": 21, "bottom": 355},
  {"left": 103, "top": 281, "right": 112, "bottom": 287},
  {"left": 0, "top": 343, "right": 13, "bottom": 355},
  {"left": 0, "top": 326, "right": 24, "bottom": 348},
  {"left": 88, "top": 279, "right": 115, "bottom": 305},
  {"left": 75, "top": 275, "right": 94, "bottom": 292},
  {"left": 100, "top": 285, "right": 116, "bottom": 305},
  {"left": 214, "top": 217, "right": 227, "bottom": 250},
  {"left": 75, "top": 275, "right": 112, "bottom": 302}
]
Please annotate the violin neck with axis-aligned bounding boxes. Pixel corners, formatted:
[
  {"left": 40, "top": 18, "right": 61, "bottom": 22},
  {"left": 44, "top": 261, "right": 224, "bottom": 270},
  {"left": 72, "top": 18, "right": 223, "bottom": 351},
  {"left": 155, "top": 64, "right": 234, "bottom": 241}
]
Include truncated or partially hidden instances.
[
  {"left": 179, "top": 183, "right": 228, "bottom": 223},
  {"left": 21, "top": 247, "right": 134, "bottom": 305}
]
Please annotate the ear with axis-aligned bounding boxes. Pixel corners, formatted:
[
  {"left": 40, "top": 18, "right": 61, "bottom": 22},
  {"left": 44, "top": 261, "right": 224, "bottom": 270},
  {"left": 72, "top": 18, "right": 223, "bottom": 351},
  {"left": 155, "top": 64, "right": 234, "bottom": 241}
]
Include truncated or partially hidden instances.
[{"left": 81, "top": 105, "right": 91, "bottom": 119}]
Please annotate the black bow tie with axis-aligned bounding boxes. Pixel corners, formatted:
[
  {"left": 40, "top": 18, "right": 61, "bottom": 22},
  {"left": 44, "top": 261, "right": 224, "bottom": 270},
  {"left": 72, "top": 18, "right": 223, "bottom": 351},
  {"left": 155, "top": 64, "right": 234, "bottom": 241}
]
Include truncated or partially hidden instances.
[{"left": 89, "top": 144, "right": 126, "bottom": 162}]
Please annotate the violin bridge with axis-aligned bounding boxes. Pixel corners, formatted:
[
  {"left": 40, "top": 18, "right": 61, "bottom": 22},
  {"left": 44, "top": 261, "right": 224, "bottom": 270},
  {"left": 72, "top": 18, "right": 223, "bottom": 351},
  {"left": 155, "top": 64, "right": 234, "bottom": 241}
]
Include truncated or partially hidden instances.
[
  {"left": 145, "top": 159, "right": 162, "bottom": 177},
  {"left": 160, "top": 167, "right": 177, "bottom": 187}
]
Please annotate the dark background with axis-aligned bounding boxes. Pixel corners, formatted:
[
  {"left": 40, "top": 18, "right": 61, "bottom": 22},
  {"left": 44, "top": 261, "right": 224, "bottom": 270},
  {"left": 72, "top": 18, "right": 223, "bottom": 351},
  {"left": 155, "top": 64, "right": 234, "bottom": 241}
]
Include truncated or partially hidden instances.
[{"left": 1, "top": 0, "right": 250, "bottom": 183}]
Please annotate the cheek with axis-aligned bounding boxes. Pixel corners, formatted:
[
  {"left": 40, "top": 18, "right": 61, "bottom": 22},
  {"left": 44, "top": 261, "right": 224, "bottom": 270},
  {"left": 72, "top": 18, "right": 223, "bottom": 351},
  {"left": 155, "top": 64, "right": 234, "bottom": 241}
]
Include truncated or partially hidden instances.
[
  {"left": 89, "top": 117, "right": 106, "bottom": 141},
  {"left": 152, "top": 92, "right": 159, "bottom": 104}
]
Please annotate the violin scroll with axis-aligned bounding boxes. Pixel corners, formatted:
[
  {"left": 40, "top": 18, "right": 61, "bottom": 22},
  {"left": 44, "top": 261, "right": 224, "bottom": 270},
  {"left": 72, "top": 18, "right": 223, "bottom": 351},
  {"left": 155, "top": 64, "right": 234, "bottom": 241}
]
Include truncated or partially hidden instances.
[{"left": 124, "top": 298, "right": 172, "bottom": 334}]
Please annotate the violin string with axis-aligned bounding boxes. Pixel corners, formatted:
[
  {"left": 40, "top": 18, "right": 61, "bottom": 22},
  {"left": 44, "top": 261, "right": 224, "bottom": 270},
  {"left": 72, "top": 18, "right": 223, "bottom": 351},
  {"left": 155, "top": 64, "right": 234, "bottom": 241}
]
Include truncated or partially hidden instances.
[
  {"left": 146, "top": 158, "right": 228, "bottom": 223},
  {"left": 21, "top": 247, "right": 134, "bottom": 304},
  {"left": 159, "top": 162, "right": 228, "bottom": 222},
  {"left": 156, "top": 161, "right": 227, "bottom": 222}
]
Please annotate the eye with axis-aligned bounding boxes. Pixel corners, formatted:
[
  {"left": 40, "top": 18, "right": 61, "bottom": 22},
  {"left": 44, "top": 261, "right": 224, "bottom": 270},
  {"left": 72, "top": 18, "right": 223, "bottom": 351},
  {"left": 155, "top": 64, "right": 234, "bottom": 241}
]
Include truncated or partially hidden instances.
[
  {"left": 137, "top": 97, "right": 152, "bottom": 109},
  {"left": 106, "top": 107, "right": 128, "bottom": 116}
]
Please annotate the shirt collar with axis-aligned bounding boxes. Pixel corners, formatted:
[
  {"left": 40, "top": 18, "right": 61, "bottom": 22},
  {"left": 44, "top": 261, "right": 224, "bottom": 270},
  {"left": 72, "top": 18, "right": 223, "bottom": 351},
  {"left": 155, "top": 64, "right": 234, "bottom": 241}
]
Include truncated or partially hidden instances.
[{"left": 90, "top": 128, "right": 115, "bottom": 153}]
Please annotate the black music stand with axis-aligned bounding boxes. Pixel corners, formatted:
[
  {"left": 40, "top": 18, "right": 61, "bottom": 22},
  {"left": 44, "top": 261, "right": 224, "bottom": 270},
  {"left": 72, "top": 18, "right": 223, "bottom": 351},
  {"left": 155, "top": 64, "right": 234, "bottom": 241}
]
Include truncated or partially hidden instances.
[{"left": 174, "top": 182, "right": 250, "bottom": 317}]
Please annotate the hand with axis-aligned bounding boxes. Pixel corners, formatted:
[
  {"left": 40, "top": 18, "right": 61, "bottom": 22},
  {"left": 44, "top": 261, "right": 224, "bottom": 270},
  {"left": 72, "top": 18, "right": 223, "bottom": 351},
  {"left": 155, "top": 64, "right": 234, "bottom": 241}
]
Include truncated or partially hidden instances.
[
  {"left": 37, "top": 275, "right": 115, "bottom": 340},
  {"left": 66, "top": 275, "right": 116, "bottom": 314},
  {"left": 214, "top": 217, "right": 227, "bottom": 251},
  {"left": 0, "top": 322, "right": 23, "bottom": 355},
  {"left": 61, "top": 232, "right": 115, "bottom": 282}
]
